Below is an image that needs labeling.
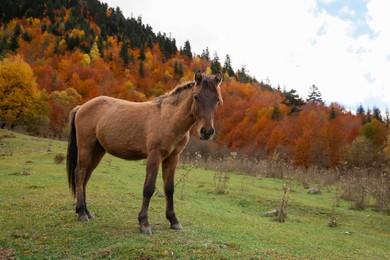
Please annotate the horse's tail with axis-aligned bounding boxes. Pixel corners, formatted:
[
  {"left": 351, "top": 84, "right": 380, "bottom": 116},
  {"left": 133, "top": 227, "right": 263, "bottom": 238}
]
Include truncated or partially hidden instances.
[{"left": 67, "top": 106, "right": 80, "bottom": 198}]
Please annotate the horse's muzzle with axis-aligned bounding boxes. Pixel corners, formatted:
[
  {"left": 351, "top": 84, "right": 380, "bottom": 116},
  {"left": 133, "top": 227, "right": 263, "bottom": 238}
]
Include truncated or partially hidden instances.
[{"left": 199, "top": 127, "right": 215, "bottom": 140}]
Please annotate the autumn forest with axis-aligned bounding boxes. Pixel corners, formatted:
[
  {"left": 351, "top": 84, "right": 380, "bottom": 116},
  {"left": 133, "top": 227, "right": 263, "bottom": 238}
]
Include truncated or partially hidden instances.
[{"left": 1, "top": 0, "right": 390, "bottom": 169}]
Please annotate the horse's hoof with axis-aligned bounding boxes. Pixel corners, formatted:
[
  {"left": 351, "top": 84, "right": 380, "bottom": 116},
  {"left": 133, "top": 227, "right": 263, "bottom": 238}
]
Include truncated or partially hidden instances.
[
  {"left": 140, "top": 225, "right": 152, "bottom": 235},
  {"left": 87, "top": 213, "right": 94, "bottom": 219},
  {"left": 78, "top": 215, "right": 89, "bottom": 222},
  {"left": 171, "top": 223, "right": 183, "bottom": 231}
]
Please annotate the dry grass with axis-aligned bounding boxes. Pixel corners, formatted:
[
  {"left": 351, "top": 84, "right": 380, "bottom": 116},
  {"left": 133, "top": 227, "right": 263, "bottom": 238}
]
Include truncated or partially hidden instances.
[{"left": 182, "top": 142, "right": 390, "bottom": 216}]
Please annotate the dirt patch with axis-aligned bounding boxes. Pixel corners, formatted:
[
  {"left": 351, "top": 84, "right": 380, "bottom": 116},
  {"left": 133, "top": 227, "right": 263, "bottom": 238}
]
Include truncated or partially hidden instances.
[{"left": 0, "top": 247, "right": 16, "bottom": 260}]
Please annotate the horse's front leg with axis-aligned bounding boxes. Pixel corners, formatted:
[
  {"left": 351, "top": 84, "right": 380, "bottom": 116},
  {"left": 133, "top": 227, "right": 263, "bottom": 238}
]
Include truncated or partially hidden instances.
[
  {"left": 162, "top": 154, "right": 183, "bottom": 231},
  {"left": 138, "top": 150, "right": 161, "bottom": 235}
]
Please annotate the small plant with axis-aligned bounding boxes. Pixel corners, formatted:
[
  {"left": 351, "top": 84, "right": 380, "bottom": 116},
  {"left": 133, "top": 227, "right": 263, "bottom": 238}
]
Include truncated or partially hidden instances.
[
  {"left": 275, "top": 182, "right": 290, "bottom": 223},
  {"left": 54, "top": 153, "right": 65, "bottom": 164},
  {"left": 214, "top": 172, "right": 229, "bottom": 194},
  {"left": 328, "top": 189, "right": 340, "bottom": 227},
  {"left": 176, "top": 152, "right": 201, "bottom": 199},
  {"left": 341, "top": 174, "right": 368, "bottom": 211},
  {"left": 47, "top": 140, "right": 52, "bottom": 152},
  {"left": 175, "top": 164, "right": 193, "bottom": 200}
]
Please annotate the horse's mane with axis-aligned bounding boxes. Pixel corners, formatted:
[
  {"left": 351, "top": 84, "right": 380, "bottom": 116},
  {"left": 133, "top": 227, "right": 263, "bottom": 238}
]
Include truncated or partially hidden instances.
[{"left": 153, "top": 81, "right": 195, "bottom": 106}]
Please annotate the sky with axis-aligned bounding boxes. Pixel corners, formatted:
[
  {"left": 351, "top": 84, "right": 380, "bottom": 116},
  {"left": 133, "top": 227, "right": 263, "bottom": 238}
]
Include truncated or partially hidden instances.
[{"left": 101, "top": 0, "right": 390, "bottom": 113}]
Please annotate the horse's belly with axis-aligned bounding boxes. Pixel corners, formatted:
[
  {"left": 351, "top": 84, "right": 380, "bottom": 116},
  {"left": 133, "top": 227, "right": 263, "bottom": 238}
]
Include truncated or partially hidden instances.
[{"left": 107, "top": 149, "right": 147, "bottom": 161}]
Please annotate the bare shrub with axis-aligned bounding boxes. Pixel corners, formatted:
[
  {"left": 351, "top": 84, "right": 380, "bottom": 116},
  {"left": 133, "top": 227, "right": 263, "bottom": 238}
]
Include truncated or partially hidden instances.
[
  {"left": 182, "top": 135, "right": 390, "bottom": 216},
  {"left": 275, "top": 182, "right": 290, "bottom": 223},
  {"left": 176, "top": 153, "right": 200, "bottom": 199},
  {"left": 54, "top": 153, "right": 65, "bottom": 164},
  {"left": 370, "top": 170, "right": 390, "bottom": 215},
  {"left": 214, "top": 172, "right": 229, "bottom": 194},
  {"left": 328, "top": 189, "right": 340, "bottom": 227},
  {"left": 340, "top": 171, "right": 369, "bottom": 210}
]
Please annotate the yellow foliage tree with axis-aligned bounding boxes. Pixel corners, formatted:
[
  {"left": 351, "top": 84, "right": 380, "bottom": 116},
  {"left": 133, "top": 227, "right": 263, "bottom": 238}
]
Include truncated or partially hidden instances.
[{"left": 0, "top": 55, "right": 38, "bottom": 128}]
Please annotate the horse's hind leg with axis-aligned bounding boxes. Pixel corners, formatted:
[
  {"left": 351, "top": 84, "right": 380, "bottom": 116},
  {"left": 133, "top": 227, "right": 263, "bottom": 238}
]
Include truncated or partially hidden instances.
[{"left": 76, "top": 144, "right": 105, "bottom": 222}]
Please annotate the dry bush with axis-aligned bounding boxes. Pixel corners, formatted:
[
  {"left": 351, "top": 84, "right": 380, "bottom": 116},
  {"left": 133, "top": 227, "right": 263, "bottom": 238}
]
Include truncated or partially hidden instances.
[
  {"left": 339, "top": 168, "right": 390, "bottom": 213},
  {"left": 54, "top": 153, "right": 65, "bottom": 164},
  {"left": 182, "top": 135, "right": 390, "bottom": 216},
  {"left": 275, "top": 183, "right": 290, "bottom": 223},
  {"left": 214, "top": 172, "right": 229, "bottom": 194},
  {"left": 370, "top": 170, "right": 390, "bottom": 215},
  {"left": 328, "top": 189, "right": 340, "bottom": 227},
  {"left": 340, "top": 170, "right": 369, "bottom": 210}
]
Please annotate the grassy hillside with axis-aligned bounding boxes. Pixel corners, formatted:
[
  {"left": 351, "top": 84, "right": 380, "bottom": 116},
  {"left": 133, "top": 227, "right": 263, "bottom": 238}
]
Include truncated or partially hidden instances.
[{"left": 0, "top": 129, "right": 389, "bottom": 259}]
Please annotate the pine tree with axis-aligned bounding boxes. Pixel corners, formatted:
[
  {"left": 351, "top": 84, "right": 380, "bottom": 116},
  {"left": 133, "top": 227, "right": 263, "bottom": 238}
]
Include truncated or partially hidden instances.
[
  {"left": 9, "top": 23, "right": 22, "bottom": 52},
  {"left": 138, "top": 62, "right": 144, "bottom": 78},
  {"left": 329, "top": 106, "right": 336, "bottom": 120},
  {"left": 373, "top": 107, "right": 382, "bottom": 122},
  {"left": 223, "top": 54, "right": 234, "bottom": 77},
  {"left": 210, "top": 52, "right": 221, "bottom": 74},
  {"left": 201, "top": 47, "right": 210, "bottom": 60},
  {"left": 306, "top": 84, "right": 323, "bottom": 105},
  {"left": 357, "top": 104, "right": 365, "bottom": 116},
  {"left": 138, "top": 45, "right": 146, "bottom": 61},
  {"left": 385, "top": 107, "right": 390, "bottom": 126},
  {"left": 0, "top": 35, "right": 8, "bottom": 55},
  {"left": 173, "top": 61, "right": 183, "bottom": 77},
  {"left": 366, "top": 108, "right": 372, "bottom": 123},
  {"left": 120, "top": 41, "right": 129, "bottom": 65},
  {"left": 181, "top": 40, "right": 192, "bottom": 59},
  {"left": 272, "top": 103, "right": 281, "bottom": 120}
]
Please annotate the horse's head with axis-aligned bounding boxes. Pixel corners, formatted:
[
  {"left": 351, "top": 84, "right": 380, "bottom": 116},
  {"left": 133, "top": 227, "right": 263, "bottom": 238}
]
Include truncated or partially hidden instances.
[{"left": 192, "top": 70, "right": 223, "bottom": 140}]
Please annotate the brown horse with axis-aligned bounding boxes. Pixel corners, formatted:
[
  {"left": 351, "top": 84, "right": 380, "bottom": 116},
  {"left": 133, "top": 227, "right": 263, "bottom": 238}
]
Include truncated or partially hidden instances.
[{"left": 67, "top": 70, "right": 223, "bottom": 234}]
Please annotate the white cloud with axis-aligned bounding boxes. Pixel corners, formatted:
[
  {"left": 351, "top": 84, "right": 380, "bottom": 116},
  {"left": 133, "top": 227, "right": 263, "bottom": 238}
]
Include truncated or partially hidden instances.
[{"left": 339, "top": 6, "right": 356, "bottom": 17}]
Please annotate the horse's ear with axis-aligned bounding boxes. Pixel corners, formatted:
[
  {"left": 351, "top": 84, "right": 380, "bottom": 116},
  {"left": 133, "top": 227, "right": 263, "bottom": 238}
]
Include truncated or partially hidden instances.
[
  {"left": 215, "top": 71, "right": 223, "bottom": 85},
  {"left": 194, "top": 70, "right": 202, "bottom": 85}
]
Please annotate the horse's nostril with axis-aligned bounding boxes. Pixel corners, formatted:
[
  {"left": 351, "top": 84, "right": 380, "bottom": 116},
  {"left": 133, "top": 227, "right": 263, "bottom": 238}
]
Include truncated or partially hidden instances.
[{"left": 200, "top": 127, "right": 215, "bottom": 140}]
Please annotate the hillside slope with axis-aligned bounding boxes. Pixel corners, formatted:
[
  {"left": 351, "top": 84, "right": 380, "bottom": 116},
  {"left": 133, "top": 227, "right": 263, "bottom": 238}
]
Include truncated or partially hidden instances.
[{"left": 0, "top": 129, "right": 389, "bottom": 259}]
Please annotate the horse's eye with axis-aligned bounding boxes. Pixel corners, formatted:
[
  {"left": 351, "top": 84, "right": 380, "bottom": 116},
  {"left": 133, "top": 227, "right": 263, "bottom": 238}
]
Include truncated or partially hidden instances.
[
  {"left": 194, "top": 95, "right": 199, "bottom": 101},
  {"left": 217, "top": 98, "right": 220, "bottom": 103}
]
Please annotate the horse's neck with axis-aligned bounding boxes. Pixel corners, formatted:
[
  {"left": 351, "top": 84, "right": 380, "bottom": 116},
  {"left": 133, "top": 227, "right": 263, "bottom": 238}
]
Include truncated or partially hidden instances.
[{"left": 163, "top": 89, "right": 195, "bottom": 134}]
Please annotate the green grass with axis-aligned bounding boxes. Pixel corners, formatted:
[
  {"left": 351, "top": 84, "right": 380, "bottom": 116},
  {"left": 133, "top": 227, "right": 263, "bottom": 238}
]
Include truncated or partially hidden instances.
[{"left": 0, "top": 129, "right": 389, "bottom": 259}]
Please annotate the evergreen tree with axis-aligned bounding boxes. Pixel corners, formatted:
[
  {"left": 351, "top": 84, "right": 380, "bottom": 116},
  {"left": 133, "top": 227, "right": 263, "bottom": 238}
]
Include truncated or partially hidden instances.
[
  {"left": 9, "top": 23, "right": 22, "bottom": 52},
  {"left": 138, "top": 62, "right": 144, "bottom": 78},
  {"left": 201, "top": 47, "right": 210, "bottom": 60},
  {"left": 329, "top": 106, "right": 336, "bottom": 120},
  {"left": 366, "top": 108, "right": 372, "bottom": 123},
  {"left": 120, "top": 41, "right": 129, "bottom": 65},
  {"left": 306, "top": 84, "right": 323, "bottom": 105},
  {"left": 223, "top": 54, "right": 234, "bottom": 77},
  {"left": 97, "top": 35, "right": 104, "bottom": 57},
  {"left": 0, "top": 35, "right": 8, "bottom": 55},
  {"left": 181, "top": 40, "right": 192, "bottom": 59},
  {"left": 173, "top": 61, "right": 183, "bottom": 77},
  {"left": 385, "top": 107, "right": 390, "bottom": 126},
  {"left": 237, "top": 66, "right": 253, "bottom": 83},
  {"left": 211, "top": 52, "right": 221, "bottom": 74},
  {"left": 271, "top": 103, "right": 281, "bottom": 120},
  {"left": 282, "top": 89, "right": 305, "bottom": 113},
  {"left": 138, "top": 45, "right": 146, "bottom": 61},
  {"left": 373, "top": 107, "right": 382, "bottom": 122},
  {"left": 357, "top": 104, "right": 365, "bottom": 116},
  {"left": 47, "top": 0, "right": 55, "bottom": 23}
]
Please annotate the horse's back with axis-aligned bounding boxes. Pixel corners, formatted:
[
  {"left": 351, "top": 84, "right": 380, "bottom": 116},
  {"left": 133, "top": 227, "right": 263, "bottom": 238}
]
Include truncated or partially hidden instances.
[{"left": 75, "top": 96, "right": 154, "bottom": 160}]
